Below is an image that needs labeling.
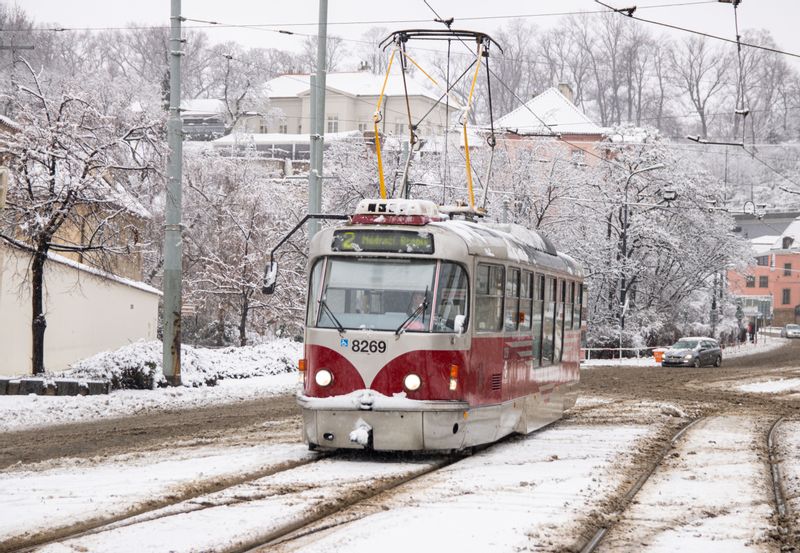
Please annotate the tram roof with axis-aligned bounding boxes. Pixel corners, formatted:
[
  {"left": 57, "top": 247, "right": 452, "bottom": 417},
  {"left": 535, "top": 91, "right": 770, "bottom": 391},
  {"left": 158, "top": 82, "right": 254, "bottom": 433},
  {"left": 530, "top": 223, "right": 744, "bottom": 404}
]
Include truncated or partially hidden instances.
[
  {"left": 430, "top": 219, "right": 584, "bottom": 278},
  {"left": 310, "top": 199, "right": 584, "bottom": 278}
]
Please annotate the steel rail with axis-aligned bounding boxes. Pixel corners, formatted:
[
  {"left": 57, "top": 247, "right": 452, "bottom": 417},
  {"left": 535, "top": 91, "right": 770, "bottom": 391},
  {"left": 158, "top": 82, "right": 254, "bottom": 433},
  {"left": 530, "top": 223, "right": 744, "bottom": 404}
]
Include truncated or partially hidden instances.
[
  {"left": 768, "top": 417, "right": 788, "bottom": 519},
  {"left": 237, "top": 454, "right": 466, "bottom": 553},
  {"left": 2, "top": 455, "right": 328, "bottom": 553},
  {"left": 579, "top": 417, "right": 706, "bottom": 553}
]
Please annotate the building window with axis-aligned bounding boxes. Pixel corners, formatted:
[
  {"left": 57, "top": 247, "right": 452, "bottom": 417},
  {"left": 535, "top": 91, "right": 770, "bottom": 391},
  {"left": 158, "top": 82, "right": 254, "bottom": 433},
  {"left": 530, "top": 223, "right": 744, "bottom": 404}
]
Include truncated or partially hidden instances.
[
  {"left": 783, "top": 237, "right": 794, "bottom": 250},
  {"left": 785, "top": 263, "right": 792, "bottom": 277},
  {"left": 756, "top": 256, "right": 769, "bottom": 266},
  {"left": 298, "top": 124, "right": 302, "bottom": 134},
  {"left": 358, "top": 122, "right": 368, "bottom": 132},
  {"left": 327, "top": 116, "right": 339, "bottom": 133},
  {"left": 759, "top": 275, "right": 769, "bottom": 288},
  {"left": 394, "top": 121, "right": 405, "bottom": 134},
  {"left": 745, "top": 276, "right": 755, "bottom": 288},
  {"left": 783, "top": 289, "right": 791, "bottom": 305},
  {"left": 278, "top": 124, "right": 288, "bottom": 134}
]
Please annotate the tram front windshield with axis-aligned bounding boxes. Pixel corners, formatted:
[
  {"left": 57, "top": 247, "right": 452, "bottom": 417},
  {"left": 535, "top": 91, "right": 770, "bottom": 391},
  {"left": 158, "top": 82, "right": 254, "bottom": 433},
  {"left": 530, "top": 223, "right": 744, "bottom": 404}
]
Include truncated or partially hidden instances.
[{"left": 312, "top": 258, "right": 468, "bottom": 332}]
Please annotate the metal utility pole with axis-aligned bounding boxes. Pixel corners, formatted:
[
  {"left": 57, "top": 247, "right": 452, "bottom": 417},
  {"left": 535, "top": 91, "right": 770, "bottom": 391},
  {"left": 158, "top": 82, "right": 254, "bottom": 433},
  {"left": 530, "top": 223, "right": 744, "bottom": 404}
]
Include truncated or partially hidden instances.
[
  {"left": 162, "top": 0, "right": 183, "bottom": 386},
  {"left": 308, "top": 0, "right": 328, "bottom": 239}
]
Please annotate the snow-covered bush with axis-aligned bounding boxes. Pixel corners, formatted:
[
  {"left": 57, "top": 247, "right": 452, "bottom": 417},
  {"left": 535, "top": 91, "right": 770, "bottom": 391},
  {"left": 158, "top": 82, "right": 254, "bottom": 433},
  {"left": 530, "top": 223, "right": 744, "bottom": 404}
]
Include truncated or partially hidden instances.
[{"left": 62, "top": 339, "right": 302, "bottom": 389}]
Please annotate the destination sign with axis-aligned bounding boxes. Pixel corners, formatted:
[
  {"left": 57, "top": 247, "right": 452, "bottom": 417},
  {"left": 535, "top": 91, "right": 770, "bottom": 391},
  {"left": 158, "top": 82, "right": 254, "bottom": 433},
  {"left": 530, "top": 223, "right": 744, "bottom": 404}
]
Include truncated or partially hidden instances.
[{"left": 331, "top": 230, "right": 434, "bottom": 254}]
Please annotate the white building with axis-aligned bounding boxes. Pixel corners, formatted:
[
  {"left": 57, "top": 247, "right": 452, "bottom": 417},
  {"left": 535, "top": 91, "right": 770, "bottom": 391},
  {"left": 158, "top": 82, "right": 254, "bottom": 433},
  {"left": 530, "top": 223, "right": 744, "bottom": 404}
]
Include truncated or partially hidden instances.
[{"left": 238, "top": 70, "right": 449, "bottom": 138}]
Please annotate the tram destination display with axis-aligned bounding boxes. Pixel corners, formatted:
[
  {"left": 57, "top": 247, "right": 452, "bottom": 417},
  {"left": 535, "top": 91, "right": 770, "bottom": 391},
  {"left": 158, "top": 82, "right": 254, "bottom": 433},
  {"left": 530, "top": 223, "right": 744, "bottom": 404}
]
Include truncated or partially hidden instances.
[{"left": 331, "top": 230, "right": 434, "bottom": 254}]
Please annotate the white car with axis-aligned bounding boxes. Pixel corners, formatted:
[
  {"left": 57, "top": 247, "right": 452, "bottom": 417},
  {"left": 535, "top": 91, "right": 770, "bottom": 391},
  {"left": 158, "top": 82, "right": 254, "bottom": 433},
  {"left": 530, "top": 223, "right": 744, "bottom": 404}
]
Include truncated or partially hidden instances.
[{"left": 781, "top": 324, "right": 800, "bottom": 338}]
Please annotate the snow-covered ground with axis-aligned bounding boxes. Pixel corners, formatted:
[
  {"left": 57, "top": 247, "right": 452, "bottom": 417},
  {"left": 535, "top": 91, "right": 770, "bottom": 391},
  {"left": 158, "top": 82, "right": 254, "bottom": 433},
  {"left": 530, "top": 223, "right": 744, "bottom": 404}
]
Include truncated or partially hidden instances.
[
  {"left": 0, "top": 340, "right": 303, "bottom": 433},
  {"left": 0, "top": 337, "right": 789, "bottom": 433},
  {"left": 3, "top": 337, "right": 799, "bottom": 551}
]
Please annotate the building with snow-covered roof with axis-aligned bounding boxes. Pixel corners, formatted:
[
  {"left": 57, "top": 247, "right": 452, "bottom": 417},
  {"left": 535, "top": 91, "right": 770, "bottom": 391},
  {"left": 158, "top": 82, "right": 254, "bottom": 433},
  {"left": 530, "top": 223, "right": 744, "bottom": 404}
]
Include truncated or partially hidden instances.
[
  {"left": 181, "top": 99, "right": 230, "bottom": 141},
  {"left": 237, "top": 70, "right": 449, "bottom": 139},
  {"left": 728, "top": 214, "right": 800, "bottom": 326},
  {"left": 495, "top": 84, "right": 607, "bottom": 163}
]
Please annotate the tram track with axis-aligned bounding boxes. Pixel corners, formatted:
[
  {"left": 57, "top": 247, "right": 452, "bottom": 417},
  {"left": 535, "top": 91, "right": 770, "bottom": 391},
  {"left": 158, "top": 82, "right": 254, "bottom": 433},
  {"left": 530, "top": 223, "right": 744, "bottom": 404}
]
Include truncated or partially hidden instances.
[
  {"left": 1, "top": 455, "right": 325, "bottom": 553},
  {"left": 236, "top": 453, "right": 466, "bottom": 553},
  {"left": 577, "top": 417, "right": 705, "bottom": 553},
  {"left": 767, "top": 416, "right": 799, "bottom": 552}
]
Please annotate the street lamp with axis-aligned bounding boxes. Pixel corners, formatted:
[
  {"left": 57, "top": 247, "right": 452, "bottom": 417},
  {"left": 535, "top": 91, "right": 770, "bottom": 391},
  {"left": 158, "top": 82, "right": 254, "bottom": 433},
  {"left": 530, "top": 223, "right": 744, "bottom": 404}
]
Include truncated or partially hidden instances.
[{"left": 619, "top": 163, "right": 665, "bottom": 332}]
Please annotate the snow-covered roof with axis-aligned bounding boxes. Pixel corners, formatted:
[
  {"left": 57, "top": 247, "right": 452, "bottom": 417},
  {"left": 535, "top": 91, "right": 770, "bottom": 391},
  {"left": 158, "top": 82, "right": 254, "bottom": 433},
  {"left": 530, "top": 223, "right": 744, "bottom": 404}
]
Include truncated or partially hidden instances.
[
  {"left": 774, "top": 216, "right": 800, "bottom": 249},
  {"left": 751, "top": 235, "right": 778, "bottom": 255},
  {"left": 265, "top": 71, "right": 440, "bottom": 102},
  {"left": 181, "top": 99, "right": 226, "bottom": 116},
  {"left": 495, "top": 87, "right": 604, "bottom": 136}
]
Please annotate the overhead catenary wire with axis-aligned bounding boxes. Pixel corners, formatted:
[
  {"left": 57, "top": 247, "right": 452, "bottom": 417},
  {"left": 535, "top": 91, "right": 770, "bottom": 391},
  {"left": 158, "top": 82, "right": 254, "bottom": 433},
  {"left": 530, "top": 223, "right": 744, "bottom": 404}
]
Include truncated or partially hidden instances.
[
  {"left": 594, "top": 0, "right": 800, "bottom": 60},
  {"left": 8, "top": 2, "right": 718, "bottom": 34}
]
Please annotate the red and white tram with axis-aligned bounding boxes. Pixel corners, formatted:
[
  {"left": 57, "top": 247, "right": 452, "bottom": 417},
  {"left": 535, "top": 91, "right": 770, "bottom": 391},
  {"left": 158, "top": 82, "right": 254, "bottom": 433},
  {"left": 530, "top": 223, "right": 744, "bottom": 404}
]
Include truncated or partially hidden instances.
[{"left": 291, "top": 198, "right": 585, "bottom": 452}]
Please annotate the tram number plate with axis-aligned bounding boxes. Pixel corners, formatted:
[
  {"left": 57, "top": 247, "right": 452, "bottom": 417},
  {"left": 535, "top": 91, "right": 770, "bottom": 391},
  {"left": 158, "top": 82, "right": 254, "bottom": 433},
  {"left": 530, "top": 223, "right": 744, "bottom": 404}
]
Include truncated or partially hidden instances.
[{"left": 350, "top": 340, "right": 387, "bottom": 353}]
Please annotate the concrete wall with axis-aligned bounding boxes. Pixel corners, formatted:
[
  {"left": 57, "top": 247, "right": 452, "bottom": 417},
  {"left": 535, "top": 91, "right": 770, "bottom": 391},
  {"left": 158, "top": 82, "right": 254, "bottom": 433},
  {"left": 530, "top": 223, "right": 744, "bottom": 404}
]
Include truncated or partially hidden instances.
[{"left": 0, "top": 243, "right": 161, "bottom": 376}]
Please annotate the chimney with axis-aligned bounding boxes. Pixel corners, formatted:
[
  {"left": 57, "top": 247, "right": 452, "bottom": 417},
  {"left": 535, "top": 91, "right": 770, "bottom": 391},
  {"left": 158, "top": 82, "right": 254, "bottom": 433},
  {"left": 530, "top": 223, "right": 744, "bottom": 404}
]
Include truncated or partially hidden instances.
[{"left": 557, "top": 83, "right": 574, "bottom": 104}]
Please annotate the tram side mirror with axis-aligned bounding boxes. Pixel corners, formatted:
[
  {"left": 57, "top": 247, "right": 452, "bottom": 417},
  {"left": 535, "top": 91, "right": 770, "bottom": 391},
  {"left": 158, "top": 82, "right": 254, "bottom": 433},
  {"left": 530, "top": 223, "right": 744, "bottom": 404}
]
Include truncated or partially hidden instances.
[
  {"left": 262, "top": 261, "right": 278, "bottom": 295},
  {"left": 454, "top": 314, "right": 466, "bottom": 335}
]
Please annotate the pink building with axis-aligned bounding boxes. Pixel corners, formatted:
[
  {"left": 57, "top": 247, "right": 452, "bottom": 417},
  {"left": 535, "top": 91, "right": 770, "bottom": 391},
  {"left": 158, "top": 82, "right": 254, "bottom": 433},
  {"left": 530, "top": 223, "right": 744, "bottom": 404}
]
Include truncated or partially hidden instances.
[{"left": 728, "top": 217, "right": 800, "bottom": 326}]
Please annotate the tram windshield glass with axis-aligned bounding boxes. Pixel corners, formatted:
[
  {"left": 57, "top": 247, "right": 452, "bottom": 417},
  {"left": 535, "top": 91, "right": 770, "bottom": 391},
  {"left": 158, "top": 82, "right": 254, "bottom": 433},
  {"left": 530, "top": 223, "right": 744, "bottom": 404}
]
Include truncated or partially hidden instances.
[{"left": 312, "top": 258, "right": 468, "bottom": 332}]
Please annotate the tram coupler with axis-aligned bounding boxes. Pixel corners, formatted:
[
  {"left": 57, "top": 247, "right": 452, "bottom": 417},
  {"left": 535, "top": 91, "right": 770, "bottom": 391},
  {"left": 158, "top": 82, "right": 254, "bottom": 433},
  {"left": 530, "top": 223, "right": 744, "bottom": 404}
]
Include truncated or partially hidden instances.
[{"left": 349, "top": 418, "right": 374, "bottom": 449}]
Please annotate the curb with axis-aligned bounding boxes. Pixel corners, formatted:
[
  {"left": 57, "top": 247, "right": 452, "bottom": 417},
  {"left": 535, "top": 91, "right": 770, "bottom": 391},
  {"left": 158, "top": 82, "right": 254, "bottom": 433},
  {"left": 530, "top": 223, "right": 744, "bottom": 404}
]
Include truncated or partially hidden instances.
[{"left": 0, "top": 378, "right": 110, "bottom": 396}]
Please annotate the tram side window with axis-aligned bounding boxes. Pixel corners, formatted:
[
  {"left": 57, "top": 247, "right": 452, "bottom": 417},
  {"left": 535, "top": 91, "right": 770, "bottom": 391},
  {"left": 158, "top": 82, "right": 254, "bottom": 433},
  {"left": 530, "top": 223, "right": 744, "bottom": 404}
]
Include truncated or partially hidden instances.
[
  {"left": 519, "top": 272, "right": 533, "bottom": 332},
  {"left": 504, "top": 267, "right": 520, "bottom": 331},
  {"left": 554, "top": 279, "right": 565, "bottom": 363},
  {"left": 581, "top": 284, "right": 589, "bottom": 328},
  {"left": 542, "top": 276, "right": 556, "bottom": 365},
  {"left": 306, "top": 260, "right": 324, "bottom": 325},
  {"left": 573, "top": 283, "right": 582, "bottom": 329},
  {"left": 532, "top": 274, "right": 544, "bottom": 366},
  {"left": 476, "top": 263, "right": 504, "bottom": 332},
  {"left": 565, "top": 281, "right": 574, "bottom": 330},
  {"left": 433, "top": 262, "right": 469, "bottom": 333}
]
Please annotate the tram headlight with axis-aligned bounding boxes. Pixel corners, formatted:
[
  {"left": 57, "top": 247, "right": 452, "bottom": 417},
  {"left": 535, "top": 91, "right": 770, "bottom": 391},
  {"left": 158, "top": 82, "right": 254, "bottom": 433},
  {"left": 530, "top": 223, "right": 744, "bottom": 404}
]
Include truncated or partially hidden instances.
[
  {"left": 315, "top": 369, "right": 334, "bottom": 387},
  {"left": 403, "top": 373, "right": 422, "bottom": 391}
]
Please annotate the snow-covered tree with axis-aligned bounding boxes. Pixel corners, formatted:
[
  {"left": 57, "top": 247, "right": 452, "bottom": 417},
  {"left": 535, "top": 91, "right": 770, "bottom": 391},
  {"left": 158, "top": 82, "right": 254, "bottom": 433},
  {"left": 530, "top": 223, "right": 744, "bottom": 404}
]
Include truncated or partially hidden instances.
[{"left": 0, "top": 60, "right": 163, "bottom": 374}]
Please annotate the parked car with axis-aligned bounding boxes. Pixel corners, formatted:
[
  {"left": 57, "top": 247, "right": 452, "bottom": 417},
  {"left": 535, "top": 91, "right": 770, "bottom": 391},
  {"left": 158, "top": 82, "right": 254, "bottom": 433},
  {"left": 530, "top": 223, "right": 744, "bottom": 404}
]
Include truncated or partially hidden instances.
[
  {"left": 661, "top": 337, "right": 722, "bottom": 368},
  {"left": 781, "top": 324, "right": 800, "bottom": 338}
]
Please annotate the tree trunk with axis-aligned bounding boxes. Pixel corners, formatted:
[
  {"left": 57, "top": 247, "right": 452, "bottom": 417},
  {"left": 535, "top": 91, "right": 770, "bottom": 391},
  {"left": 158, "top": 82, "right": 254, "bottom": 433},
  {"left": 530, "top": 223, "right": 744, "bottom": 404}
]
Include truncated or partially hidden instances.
[
  {"left": 239, "top": 292, "right": 249, "bottom": 347},
  {"left": 30, "top": 248, "right": 48, "bottom": 375}
]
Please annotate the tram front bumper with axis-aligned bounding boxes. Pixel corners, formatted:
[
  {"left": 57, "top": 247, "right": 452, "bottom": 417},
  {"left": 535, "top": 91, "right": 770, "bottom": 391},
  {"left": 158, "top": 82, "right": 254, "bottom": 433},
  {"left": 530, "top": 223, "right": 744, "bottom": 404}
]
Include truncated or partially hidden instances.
[{"left": 299, "top": 397, "right": 470, "bottom": 451}]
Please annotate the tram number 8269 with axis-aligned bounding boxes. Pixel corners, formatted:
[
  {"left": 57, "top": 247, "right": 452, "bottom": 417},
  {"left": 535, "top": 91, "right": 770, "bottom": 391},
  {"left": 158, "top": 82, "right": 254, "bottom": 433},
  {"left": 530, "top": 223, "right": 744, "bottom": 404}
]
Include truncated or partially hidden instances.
[{"left": 350, "top": 340, "right": 387, "bottom": 353}]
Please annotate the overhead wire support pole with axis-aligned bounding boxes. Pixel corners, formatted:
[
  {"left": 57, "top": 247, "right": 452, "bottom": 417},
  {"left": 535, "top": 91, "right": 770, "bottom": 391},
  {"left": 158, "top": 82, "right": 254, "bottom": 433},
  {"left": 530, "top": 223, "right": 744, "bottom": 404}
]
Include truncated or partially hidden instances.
[
  {"left": 308, "top": 0, "right": 328, "bottom": 240},
  {"left": 162, "top": 0, "right": 183, "bottom": 386}
]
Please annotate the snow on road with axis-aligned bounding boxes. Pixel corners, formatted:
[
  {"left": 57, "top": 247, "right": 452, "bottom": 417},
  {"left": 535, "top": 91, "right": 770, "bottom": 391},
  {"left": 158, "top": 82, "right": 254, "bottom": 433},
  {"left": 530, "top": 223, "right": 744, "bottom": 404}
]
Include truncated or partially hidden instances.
[
  {"left": 776, "top": 419, "right": 800, "bottom": 539},
  {"left": 597, "top": 416, "right": 775, "bottom": 552},
  {"left": 22, "top": 421, "right": 654, "bottom": 553},
  {"left": 270, "top": 423, "right": 655, "bottom": 553},
  {"left": 2, "top": 442, "right": 314, "bottom": 547},
  {"left": 33, "top": 456, "right": 442, "bottom": 553}
]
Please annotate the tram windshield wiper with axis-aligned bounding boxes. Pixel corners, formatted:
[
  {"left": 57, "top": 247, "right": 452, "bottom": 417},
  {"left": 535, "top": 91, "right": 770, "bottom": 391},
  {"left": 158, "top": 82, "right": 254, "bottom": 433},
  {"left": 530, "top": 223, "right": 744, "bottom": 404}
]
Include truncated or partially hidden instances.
[
  {"left": 395, "top": 287, "right": 429, "bottom": 335},
  {"left": 319, "top": 297, "right": 345, "bottom": 333}
]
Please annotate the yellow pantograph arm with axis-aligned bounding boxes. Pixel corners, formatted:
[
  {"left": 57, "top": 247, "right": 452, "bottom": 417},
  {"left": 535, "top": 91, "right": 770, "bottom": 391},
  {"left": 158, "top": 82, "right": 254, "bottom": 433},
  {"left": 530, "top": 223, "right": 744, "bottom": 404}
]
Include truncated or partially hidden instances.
[
  {"left": 373, "top": 49, "right": 397, "bottom": 199},
  {"left": 401, "top": 52, "right": 465, "bottom": 110},
  {"left": 463, "top": 44, "right": 484, "bottom": 210}
]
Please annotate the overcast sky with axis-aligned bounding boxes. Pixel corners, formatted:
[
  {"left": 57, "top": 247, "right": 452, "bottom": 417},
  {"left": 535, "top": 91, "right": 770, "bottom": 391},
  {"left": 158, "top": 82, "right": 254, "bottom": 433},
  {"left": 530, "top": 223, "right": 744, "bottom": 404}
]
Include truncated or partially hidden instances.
[{"left": 18, "top": 0, "right": 800, "bottom": 68}]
